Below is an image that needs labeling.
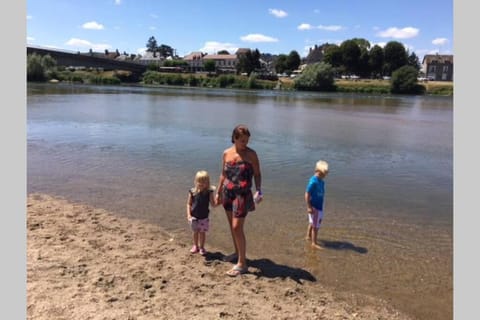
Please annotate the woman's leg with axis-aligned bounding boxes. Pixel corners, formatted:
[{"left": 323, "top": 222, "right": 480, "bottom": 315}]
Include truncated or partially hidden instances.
[
  {"left": 232, "top": 217, "right": 246, "bottom": 268},
  {"left": 225, "top": 210, "right": 238, "bottom": 255}
]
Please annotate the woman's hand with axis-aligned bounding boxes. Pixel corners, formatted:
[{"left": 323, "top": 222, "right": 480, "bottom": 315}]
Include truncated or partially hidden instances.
[
  {"left": 254, "top": 190, "right": 263, "bottom": 204},
  {"left": 215, "top": 193, "right": 222, "bottom": 206}
]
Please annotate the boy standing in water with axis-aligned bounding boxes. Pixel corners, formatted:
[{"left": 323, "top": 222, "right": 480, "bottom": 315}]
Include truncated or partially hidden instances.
[{"left": 305, "top": 160, "right": 329, "bottom": 249}]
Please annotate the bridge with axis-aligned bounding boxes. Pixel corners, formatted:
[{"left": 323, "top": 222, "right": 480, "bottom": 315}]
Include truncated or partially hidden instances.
[{"left": 27, "top": 46, "right": 148, "bottom": 77}]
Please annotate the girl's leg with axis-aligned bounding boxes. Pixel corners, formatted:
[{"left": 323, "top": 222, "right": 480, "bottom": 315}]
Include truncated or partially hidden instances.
[
  {"left": 193, "top": 231, "right": 199, "bottom": 247},
  {"left": 199, "top": 232, "right": 206, "bottom": 249},
  {"left": 231, "top": 217, "right": 247, "bottom": 268},
  {"left": 191, "top": 231, "right": 200, "bottom": 253}
]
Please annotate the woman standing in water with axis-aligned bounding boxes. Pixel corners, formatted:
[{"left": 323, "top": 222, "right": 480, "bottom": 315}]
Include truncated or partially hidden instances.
[{"left": 215, "top": 124, "right": 262, "bottom": 277}]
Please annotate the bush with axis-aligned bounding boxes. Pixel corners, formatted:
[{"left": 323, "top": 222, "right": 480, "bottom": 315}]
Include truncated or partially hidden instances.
[
  {"left": 391, "top": 66, "right": 425, "bottom": 94},
  {"left": 27, "top": 53, "right": 46, "bottom": 81},
  {"left": 294, "top": 62, "right": 336, "bottom": 91},
  {"left": 217, "top": 75, "right": 236, "bottom": 88},
  {"left": 188, "top": 75, "right": 199, "bottom": 87}
]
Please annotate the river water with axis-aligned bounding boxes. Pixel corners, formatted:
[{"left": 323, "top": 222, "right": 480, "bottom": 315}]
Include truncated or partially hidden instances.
[{"left": 27, "top": 83, "right": 452, "bottom": 320}]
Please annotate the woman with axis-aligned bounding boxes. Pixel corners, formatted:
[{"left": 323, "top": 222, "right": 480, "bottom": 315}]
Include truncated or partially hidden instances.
[{"left": 215, "top": 124, "right": 262, "bottom": 277}]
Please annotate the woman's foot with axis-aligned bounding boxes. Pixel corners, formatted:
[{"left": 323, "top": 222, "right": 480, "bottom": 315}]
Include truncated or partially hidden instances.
[
  {"left": 190, "top": 245, "right": 199, "bottom": 254},
  {"left": 226, "top": 264, "right": 248, "bottom": 277}
]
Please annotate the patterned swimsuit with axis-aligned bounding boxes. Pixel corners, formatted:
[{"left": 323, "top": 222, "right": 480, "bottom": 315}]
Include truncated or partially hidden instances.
[{"left": 222, "top": 160, "right": 255, "bottom": 218}]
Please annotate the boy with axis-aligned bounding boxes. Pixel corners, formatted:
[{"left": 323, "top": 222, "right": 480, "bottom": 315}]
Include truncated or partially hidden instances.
[{"left": 305, "top": 160, "right": 329, "bottom": 249}]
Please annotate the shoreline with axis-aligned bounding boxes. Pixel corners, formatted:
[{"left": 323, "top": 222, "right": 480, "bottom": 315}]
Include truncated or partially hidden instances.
[{"left": 27, "top": 193, "right": 412, "bottom": 319}]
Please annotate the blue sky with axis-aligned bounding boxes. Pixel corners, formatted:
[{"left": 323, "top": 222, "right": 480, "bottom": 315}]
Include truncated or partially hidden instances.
[{"left": 27, "top": 0, "right": 453, "bottom": 61}]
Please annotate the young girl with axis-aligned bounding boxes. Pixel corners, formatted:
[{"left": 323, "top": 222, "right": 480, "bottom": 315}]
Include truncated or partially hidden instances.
[
  {"left": 186, "top": 170, "right": 217, "bottom": 255},
  {"left": 305, "top": 160, "right": 329, "bottom": 249}
]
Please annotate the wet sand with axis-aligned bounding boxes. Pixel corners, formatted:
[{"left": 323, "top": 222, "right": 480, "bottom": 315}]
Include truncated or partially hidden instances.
[{"left": 27, "top": 193, "right": 412, "bottom": 320}]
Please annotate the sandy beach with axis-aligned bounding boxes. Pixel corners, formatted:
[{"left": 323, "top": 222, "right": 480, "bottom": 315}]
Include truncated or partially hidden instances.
[{"left": 27, "top": 193, "right": 413, "bottom": 320}]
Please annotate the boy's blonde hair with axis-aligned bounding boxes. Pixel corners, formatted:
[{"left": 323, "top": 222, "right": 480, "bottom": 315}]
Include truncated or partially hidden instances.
[
  {"left": 194, "top": 170, "right": 211, "bottom": 192},
  {"left": 315, "top": 160, "right": 329, "bottom": 177}
]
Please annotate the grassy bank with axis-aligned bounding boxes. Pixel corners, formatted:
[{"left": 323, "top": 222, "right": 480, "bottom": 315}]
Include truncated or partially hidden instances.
[
  {"left": 46, "top": 69, "right": 453, "bottom": 96},
  {"left": 279, "top": 77, "right": 453, "bottom": 96}
]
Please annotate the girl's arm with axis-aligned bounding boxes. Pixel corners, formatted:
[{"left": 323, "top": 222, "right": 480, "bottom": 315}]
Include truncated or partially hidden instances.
[
  {"left": 209, "top": 189, "right": 218, "bottom": 207},
  {"left": 186, "top": 192, "right": 193, "bottom": 220}
]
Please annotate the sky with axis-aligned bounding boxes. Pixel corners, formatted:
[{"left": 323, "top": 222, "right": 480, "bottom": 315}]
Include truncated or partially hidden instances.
[{"left": 26, "top": 0, "right": 453, "bottom": 61}]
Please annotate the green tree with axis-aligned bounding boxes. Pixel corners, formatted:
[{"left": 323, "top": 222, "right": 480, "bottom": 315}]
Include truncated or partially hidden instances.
[
  {"left": 158, "top": 44, "right": 174, "bottom": 58},
  {"left": 351, "top": 38, "right": 371, "bottom": 51},
  {"left": 286, "top": 50, "right": 301, "bottom": 71},
  {"left": 27, "top": 53, "right": 46, "bottom": 81},
  {"left": 27, "top": 53, "right": 58, "bottom": 82},
  {"left": 146, "top": 36, "right": 158, "bottom": 56},
  {"left": 340, "top": 40, "right": 361, "bottom": 75},
  {"left": 274, "top": 54, "right": 288, "bottom": 74},
  {"left": 357, "top": 47, "right": 371, "bottom": 78},
  {"left": 41, "top": 54, "right": 57, "bottom": 69},
  {"left": 294, "top": 62, "right": 336, "bottom": 91},
  {"left": 407, "top": 51, "right": 421, "bottom": 71},
  {"left": 323, "top": 44, "right": 343, "bottom": 77},
  {"left": 384, "top": 41, "right": 408, "bottom": 75},
  {"left": 217, "top": 50, "right": 230, "bottom": 55},
  {"left": 391, "top": 65, "right": 424, "bottom": 94},
  {"left": 369, "top": 45, "right": 384, "bottom": 78},
  {"left": 236, "top": 49, "right": 261, "bottom": 75}
]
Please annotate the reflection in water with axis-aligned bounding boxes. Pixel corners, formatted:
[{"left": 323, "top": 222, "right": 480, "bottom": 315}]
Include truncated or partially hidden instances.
[{"left": 27, "top": 83, "right": 452, "bottom": 320}]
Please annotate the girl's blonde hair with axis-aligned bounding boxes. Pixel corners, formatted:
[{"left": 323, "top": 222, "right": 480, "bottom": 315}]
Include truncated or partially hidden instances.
[
  {"left": 315, "top": 160, "right": 329, "bottom": 177},
  {"left": 194, "top": 170, "right": 211, "bottom": 192}
]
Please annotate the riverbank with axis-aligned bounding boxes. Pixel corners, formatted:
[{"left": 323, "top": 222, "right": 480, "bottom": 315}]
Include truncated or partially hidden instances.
[
  {"left": 27, "top": 193, "right": 412, "bottom": 320},
  {"left": 41, "top": 69, "right": 453, "bottom": 96}
]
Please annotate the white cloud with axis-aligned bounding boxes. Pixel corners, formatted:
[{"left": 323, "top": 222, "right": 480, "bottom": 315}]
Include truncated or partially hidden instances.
[
  {"left": 376, "top": 27, "right": 419, "bottom": 39},
  {"left": 432, "top": 38, "right": 448, "bottom": 46},
  {"left": 317, "top": 25, "right": 343, "bottom": 31},
  {"left": 82, "top": 21, "right": 105, "bottom": 30},
  {"left": 372, "top": 42, "right": 387, "bottom": 48},
  {"left": 137, "top": 47, "right": 147, "bottom": 55},
  {"left": 27, "top": 36, "right": 35, "bottom": 42},
  {"left": 27, "top": 15, "right": 32, "bottom": 20},
  {"left": 240, "top": 34, "right": 278, "bottom": 43},
  {"left": 114, "top": 0, "right": 122, "bottom": 5},
  {"left": 298, "top": 23, "right": 343, "bottom": 31},
  {"left": 298, "top": 23, "right": 313, "bottom": 30},
  {"left": 268, "top": 9, "right": 288, "bottom": 18},
  {"left": 199, "top": 41, "right": 239, "bottom": 54},
  {"left": 65, "top": 38, "right": 112, "bottom": 51}
]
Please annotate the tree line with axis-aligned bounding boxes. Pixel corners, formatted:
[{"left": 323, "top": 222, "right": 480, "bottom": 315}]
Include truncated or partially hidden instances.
[{"left": 144, "top": 36, "right": 420, "bottom": 79}]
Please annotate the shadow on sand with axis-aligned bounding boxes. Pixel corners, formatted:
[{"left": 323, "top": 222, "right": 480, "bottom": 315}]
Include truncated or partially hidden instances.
[
  {"left": 320, "top": 239, "right": 368, "bottom": 254},
  {"left": 204, "top": 252, "right": 316, "bottom": 284},
  {"left": 247, "top": 258, "right": 317, "bottom": 284}
]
